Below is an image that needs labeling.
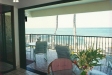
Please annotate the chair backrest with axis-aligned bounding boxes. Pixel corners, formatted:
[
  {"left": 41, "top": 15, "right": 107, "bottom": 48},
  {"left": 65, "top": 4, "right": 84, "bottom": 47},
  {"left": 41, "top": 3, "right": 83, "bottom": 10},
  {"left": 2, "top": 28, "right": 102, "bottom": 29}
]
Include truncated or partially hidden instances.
[
  {"left": 55, "top": 45, "right": 70, "bottom": 59},
  {"left": 48, "top": 58, "right": 73, "bottom": 75},
  {"left": 34, "top": 41, "right": 47, "bottom": 54}
]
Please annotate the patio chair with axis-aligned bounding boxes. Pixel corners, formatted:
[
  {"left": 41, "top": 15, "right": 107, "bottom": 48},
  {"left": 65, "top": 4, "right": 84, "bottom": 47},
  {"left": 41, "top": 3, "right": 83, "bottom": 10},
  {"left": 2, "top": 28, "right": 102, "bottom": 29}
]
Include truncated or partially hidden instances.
[
  {"left": 34, "top": 41, "right": 47, "bottom": 62},
  {"left": 48, "top": 58, "right": 75, "bottom": 75},
  {"left": 55, "top": 45, "right": 78, "bottom": 61},
  {"left": 55, "top": 45, "right": 71, "bottom": 59}
]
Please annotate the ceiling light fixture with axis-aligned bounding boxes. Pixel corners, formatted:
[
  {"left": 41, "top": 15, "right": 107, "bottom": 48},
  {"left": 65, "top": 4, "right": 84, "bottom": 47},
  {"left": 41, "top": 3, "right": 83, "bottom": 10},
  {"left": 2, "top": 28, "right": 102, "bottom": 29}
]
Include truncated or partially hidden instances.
[{"left": 13, "top": 0, "right": 19, "bottom": 2}]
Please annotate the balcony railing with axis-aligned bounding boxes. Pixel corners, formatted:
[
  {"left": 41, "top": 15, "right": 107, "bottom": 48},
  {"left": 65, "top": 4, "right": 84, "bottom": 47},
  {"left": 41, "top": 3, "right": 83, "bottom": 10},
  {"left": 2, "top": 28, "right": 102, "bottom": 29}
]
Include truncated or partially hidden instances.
[{"left": 25, "top": 34, "right": 112, "bottom": 54}]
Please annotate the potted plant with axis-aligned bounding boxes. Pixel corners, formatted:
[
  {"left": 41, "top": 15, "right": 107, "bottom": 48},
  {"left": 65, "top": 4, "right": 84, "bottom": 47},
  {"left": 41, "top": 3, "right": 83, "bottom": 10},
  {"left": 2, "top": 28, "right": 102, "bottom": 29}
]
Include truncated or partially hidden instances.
[{"left": 76, "top": 45, "right": 105, "bottom": 75}]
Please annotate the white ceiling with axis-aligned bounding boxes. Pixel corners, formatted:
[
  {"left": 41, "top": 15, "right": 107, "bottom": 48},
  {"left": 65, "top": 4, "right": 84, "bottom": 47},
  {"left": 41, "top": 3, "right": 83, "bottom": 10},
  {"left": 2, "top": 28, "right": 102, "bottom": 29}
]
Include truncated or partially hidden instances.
[{"left": 25, "top": 0, "right": 104, "bottom": 12}]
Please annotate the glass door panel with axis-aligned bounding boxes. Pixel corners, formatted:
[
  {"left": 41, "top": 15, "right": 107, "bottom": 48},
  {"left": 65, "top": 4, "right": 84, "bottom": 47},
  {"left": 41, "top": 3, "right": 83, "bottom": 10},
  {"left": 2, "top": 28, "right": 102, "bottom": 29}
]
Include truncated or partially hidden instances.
[
  {"left": 0, "top": 4, "right": 15, "bottom": 73},
  {"left": 5, "top": 12, "right": 13, "bottom": 63}
]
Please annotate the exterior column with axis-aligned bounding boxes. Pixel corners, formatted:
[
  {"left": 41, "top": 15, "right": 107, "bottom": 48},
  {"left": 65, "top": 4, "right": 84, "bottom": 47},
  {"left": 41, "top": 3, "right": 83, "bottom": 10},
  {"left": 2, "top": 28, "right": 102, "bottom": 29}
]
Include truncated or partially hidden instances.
[
  {"left": 51, "top": 15, "right": 58, "bottom": 49},
  {"left": 73, "top": 14, "right": 77, "bottom": 52}
]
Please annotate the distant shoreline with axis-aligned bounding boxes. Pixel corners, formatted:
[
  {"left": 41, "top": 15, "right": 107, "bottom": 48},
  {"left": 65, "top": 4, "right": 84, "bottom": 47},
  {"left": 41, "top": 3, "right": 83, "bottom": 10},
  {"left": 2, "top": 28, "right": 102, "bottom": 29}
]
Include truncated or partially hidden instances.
[{"left": 25, "top": 27, "right": 112, "bottom": 37}]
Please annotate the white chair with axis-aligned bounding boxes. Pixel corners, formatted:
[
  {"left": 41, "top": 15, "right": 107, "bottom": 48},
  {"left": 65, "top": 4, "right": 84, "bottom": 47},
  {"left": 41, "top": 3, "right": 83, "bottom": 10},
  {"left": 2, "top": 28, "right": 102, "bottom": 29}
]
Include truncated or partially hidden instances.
[{"left": 34, "top": 41, "right": 48, "bottom": 62}]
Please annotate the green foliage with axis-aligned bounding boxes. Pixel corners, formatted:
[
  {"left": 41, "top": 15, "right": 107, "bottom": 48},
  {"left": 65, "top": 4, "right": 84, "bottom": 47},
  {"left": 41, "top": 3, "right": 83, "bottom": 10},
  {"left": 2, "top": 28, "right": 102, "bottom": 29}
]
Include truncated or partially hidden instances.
[
  {"left": 77, "top": 45, "right": 105, "bottom": 74},
  {"left": 70, "top": 50, "right": 79, "bottom": 61},
  {"left": 70, "top": 53, "right": 78, "bottom": 61},
  {"left": 80, "top": 70, "right": 87, "bottom": 75}
]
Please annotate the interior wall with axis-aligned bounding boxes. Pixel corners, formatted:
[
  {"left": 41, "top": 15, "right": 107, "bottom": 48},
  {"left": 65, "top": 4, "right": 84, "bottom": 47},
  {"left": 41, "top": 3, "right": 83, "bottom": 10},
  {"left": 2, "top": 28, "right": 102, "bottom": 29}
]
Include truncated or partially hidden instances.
[
  {"left": 0, "top": 0, "right": 13, "bottom": 5},
  {"left": 30, "top": 0, "right": 112, "bottom": 17}
]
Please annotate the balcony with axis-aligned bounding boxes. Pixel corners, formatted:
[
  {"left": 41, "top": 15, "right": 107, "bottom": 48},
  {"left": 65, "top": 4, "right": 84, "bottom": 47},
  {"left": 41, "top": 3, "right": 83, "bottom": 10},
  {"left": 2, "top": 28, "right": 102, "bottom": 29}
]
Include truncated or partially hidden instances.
[{"left": 25, "top": 34, "right": 112, "bottom": 75}]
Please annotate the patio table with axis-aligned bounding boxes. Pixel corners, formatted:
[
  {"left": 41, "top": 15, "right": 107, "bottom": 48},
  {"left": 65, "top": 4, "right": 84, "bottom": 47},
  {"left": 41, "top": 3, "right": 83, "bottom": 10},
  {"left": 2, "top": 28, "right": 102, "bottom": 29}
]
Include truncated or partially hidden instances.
[
  {"left": 73, "top": 64, "right": 107, "bottom": 75},
  {"left": 29, "top": 42, "right": 36, "bottom": 46},
  {"left": 28, "top": 42, "right": 51, "bottom": 49},
  {"left": 89, "top": 69, "right": 107, "bottom": 75},
  {"left": 28, "top": 42, "right": 36, "bottom": 59}
]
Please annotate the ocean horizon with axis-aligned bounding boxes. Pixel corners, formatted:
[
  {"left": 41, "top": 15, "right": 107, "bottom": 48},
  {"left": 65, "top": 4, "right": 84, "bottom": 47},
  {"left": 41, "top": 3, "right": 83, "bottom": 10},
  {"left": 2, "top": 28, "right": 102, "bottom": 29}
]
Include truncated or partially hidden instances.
[{"left": 25, "top": 27, "right": 112, "bottom": 37}]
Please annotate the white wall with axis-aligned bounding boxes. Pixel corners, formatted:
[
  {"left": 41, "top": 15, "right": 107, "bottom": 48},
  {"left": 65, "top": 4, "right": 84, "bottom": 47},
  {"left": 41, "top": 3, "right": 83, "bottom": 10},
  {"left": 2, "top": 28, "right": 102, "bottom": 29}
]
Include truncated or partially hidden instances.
[
  {"left": 13, "top": 7, "right": 20, "bottom": 69},
  {"left": 0, "top": 0, "right": 13, "bottom": 5},
  {"left": 0, "top": 0, "right": 20, "bottom": 68}
]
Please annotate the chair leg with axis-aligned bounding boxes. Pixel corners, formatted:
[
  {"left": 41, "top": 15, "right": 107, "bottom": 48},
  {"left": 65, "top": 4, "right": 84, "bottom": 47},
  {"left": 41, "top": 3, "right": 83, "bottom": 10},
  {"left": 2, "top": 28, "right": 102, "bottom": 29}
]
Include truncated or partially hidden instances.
[
  {"left": 44, "top": 53, "right": 47, "bottom": 61},
  {"left": 100, "top": 65, "right": 101, "bottom": 71},
  {"left": 34, "top": 53, "right": 36, "bottom": 63}
]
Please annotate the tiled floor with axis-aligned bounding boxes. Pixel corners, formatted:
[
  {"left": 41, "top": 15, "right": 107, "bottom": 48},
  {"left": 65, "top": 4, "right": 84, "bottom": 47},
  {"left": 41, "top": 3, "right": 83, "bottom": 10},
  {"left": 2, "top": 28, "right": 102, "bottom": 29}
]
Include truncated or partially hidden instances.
[
  {"left": 3, "top": 68, "right": 39, "bottom": 75},
  {"left": 26, "top": 48, "right": 57, "bottom": 73},
  {"left": 0, "top": 62, "right": 13, "bottom": 72},
  {"left": 26, "top": 48, "right": 112, "bottom": 75}
]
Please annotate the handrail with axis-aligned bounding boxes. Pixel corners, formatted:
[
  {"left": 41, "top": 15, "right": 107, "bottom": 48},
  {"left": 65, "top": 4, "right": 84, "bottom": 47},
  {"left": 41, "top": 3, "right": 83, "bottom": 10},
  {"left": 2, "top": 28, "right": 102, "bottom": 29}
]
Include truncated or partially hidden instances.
[
  {"left": 25, "top": 34, "right": 112, "bottom": 54},
  {"left": 25, "top": 34, "right": 112, "bottom": 38}
]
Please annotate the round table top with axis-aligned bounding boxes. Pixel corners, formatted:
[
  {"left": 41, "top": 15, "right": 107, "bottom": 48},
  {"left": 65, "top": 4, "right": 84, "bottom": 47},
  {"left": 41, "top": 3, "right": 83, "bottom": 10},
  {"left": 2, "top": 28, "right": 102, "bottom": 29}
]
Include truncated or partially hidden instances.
[
  {"left": 28, "top": 42, "right": 51, "bottom": 46},
  {"left": 89, "top": 69, "right": 107, "bottom": 75}
]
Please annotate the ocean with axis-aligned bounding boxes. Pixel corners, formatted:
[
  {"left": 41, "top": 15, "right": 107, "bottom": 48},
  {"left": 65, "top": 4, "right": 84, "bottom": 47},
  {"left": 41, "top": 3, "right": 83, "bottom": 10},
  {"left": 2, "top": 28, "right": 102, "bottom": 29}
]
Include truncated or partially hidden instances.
[{"left": 25, "top": 27, "right": 112, "bottom": 37}]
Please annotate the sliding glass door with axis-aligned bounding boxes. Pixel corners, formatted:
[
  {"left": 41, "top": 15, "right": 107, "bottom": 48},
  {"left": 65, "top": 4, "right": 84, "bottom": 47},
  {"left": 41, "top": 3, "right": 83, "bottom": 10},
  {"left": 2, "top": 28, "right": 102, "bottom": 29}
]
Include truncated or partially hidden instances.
[{"left": 0, "top": 4, "right": 15, "bottom": 73}]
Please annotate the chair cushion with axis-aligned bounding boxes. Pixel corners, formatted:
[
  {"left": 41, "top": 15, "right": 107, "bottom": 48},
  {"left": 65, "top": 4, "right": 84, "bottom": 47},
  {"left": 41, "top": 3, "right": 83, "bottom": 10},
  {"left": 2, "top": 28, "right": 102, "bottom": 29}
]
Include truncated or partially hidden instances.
[
  {"left": 34, "top": 41, "right": 47, "bottom": 53},
  {"left": 55, "top": 45, "right": 70, "bottom": 59},
  {"left": 51, "top": 58, "right": 72, "bottom": 71}
]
